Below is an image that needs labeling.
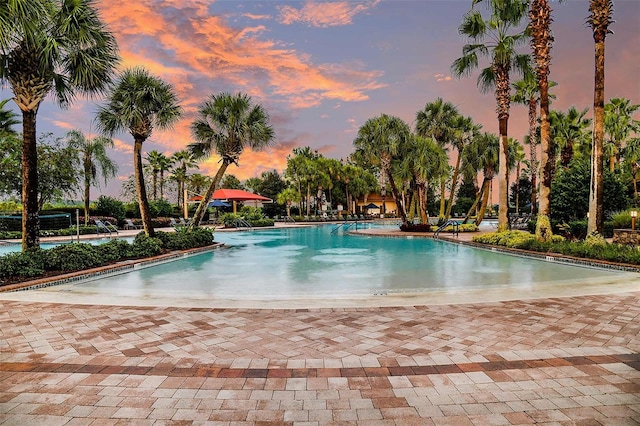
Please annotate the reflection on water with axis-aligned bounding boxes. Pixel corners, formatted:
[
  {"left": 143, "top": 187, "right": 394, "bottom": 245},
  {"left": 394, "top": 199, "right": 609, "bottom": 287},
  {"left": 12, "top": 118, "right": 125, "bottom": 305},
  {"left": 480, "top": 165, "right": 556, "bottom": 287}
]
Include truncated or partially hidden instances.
[{"left": 57, "top": 225, "right": 626, "bottom": 298}]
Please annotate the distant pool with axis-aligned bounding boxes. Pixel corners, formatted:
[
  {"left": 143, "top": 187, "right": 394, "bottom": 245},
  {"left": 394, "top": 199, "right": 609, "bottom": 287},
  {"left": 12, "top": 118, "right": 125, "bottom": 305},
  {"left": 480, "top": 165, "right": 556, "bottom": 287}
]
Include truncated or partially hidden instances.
[
  {"left": 41, "top": 224, "right": 634, "bottom": 299},
  {"left": 0, "top": 237, "right": 134, "bottom": 256}
]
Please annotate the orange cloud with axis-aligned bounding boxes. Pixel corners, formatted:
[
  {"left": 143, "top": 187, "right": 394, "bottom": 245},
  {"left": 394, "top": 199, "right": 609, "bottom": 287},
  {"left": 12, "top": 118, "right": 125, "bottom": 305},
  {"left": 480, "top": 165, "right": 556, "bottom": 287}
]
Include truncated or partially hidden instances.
[
  {"left": 94, "top": 0, "right": 386, "bottom": 163},
  {"left": 434, "top": 73, "right": 452, "bottom": 82},
  {"left": 278, "top": 1, "right": 381, "bottom": 27}
]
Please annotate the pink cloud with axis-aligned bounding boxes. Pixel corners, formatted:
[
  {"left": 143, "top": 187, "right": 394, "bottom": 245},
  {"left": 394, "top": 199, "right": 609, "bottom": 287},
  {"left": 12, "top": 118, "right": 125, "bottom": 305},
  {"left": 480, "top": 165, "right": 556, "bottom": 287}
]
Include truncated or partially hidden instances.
[{"left": 278, "top": 1, "right": 381, "bottom": 28}]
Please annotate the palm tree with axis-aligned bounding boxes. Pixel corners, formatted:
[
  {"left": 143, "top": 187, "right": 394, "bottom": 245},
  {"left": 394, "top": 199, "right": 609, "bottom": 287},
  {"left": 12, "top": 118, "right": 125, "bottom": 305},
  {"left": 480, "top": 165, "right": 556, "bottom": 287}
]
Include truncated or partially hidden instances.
[
  {"left": 0, "top": 99, "right": 20, "bottom": 134},
  {"left": 512, "top": 71, "right": 557, "bottom": 215},
  {"left": 156, "top": 152, "right": 174, "bottom": 200},
  {"left": 460, "top": 132, "right": 500, "bottom": 226},
  {"left": 144, "top": 150, "right": 163, "bottom": 200},
  {"left": 276, "top": 187, "right": 301, "bottom": 218},
  {"left": 188, "top": 92, "right": 275, "bottom": 227},
  {"left": 604, "top": 98, "right": 640, "bottom": 172},
  {"left": 96, "top": 67, "right": 182, "bottom": 237},
  {"left": 171, "top": 150, "right": 198, "bottom": 209},
  {"left": 529, "top": 0, "right": 561, "bottom": 239},
  {"left": 409, "top": 135, "right": 449, "bottom": 224},
  {"left": 445, "top": 115, "right": 480, "bottom": 220},
  {"left": 587, "top": 0, "right": 614, "bottom": 235},
  {"left": 506, "top": 138, "right": 524, "bottom": 213},
  {"left": 1, "top": 0, "right": 119, "bottom": 250},
  {"left": 451, "top": 0, "right": 529, "bottom": 232},
  {"left": 353, "top": 114, "right": 412, "bottom": 225},
  {"left": 550, "top": 107, "right": 592, "bottom": 170},
  {"left": 65, "top": 129, "right": 118, "bottom": 225},
  {"left": 415, "top": 98, "right": 459, "bottom": 218}
]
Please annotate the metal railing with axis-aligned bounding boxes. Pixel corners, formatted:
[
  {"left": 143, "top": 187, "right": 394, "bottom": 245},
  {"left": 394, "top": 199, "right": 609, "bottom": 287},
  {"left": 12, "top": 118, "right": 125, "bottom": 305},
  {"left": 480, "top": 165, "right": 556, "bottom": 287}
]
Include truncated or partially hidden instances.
[{"left": 434, "top": 219, "right": 459, "bottom": 239}]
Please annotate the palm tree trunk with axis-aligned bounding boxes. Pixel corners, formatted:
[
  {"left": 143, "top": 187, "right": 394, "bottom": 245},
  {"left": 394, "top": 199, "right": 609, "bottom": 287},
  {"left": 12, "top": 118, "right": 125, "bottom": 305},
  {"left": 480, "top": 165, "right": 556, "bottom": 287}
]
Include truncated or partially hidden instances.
[
  {"left": 417, "top": 183, "right": 428, "bottom": 224},
  {"left": 528, "top": 98, "right": 538, "bottom": 215},
  {"left": 134, "top": 137, "right": 155, "bottom": 237},
  {"left": 475, "top": 178, "right": 492, "bottom": 227},
  {"left": 498, "top": 117, "right": 510, "bottom": 232},
  {"left": 191, "top": 160, "right": 230, "bottom": 227},
  {"left": 438, "top": 177, "right": 446, "bottom": 218},
  {"left": 385, "top": 168, "right": 407, "bottom": 225},
  {"left": 588, "top": 33, "right": 606, "bottom": 234},
  {"left": 21, "top": 109, "right": 40, "bottom": 250},
  {"left": 445, "top": 153, "right": 461, "bottom": 220},
  {"left": 515, "top": 161, "right": 521, "bottom": 214},
  {"left": 84, "top": 173, "right": 91, "bottom": 226},
  {"left": 463, "top": 178, "right": 486, "bottom": 224}
]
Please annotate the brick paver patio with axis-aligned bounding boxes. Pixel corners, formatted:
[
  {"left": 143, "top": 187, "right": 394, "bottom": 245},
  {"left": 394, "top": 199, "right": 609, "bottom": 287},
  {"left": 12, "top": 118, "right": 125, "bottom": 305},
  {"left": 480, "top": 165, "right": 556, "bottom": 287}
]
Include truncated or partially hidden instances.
[{"left": 1, "top": 291, "right": 639, "bottom": 425}]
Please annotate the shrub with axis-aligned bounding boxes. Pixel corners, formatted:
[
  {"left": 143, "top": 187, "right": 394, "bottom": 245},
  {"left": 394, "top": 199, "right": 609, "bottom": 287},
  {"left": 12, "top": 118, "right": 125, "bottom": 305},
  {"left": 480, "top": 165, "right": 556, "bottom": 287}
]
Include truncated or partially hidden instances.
[
  {"left": 45, "top": 243, "right": 103, "bottom": 271},
  {"left": 96, "top": 239, "right": 132, "bottom": 262},
  {"left": 150, "top": 199, "right": 173, "bottom": 217},
  {"left": 0, "top": 249, "right": 45, "bottom": 278},
  {"left": 130, "top": 234, "right": 163, "bottom": 258},
  {"left": 473, "top": 230, "right": 535, "bottom": 248},
  {"left": 95, "top": 196, "right": 126, "bottom": 221},
  {"left": 247, "top": 218, "right": 274, "bottom": 227},
  {"left": 610, "top": 211, "right": 632, "bottom": 229},
  {"left": 221, "top": 213, "right": 241, "bottom": 227},
  {"left": 155, "top": 228, "right": 215, "bottom": 250}
]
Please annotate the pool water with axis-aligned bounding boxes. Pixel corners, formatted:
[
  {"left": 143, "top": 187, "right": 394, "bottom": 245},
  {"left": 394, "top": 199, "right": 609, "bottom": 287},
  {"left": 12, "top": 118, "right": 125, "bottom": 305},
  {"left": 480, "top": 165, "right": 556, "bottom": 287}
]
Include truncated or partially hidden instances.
[{"left": 50, "top": 225, "right": 631, "bottom": 299}]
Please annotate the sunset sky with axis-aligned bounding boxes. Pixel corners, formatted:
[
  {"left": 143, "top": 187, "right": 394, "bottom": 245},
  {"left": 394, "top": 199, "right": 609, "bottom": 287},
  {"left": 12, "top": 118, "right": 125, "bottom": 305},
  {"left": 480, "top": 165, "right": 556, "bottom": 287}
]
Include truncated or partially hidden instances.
[{"left": 2, "top": 0, "right": 639, "bottom": 200}]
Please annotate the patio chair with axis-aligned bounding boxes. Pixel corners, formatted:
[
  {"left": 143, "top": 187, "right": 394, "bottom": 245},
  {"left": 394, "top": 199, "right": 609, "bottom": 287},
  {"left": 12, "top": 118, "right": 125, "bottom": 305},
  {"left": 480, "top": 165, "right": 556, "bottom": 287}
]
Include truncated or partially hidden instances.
[{"left": 124, "top": 219, "right": 139, "bottom": 230}]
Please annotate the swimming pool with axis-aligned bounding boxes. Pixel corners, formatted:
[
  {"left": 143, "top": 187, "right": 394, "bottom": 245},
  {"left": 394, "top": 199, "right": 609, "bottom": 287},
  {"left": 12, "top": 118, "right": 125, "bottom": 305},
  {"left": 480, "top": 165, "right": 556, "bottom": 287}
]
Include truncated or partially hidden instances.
[{"left": 38, "top": 224, "right": 636, "bottom": 300}]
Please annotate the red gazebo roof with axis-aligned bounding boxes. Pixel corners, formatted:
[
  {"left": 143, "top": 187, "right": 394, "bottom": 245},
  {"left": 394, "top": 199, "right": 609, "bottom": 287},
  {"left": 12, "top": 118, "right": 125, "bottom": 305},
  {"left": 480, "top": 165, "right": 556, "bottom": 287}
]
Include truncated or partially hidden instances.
[{"left": 212, "top": 189, "right": 272, "bottom": 202}]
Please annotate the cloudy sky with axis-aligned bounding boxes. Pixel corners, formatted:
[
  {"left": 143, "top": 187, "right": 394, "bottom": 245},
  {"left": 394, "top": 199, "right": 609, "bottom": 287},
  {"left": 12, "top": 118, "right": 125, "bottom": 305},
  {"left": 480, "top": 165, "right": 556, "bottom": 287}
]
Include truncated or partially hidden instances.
[{"left": 2, "top": 0, "right": 639, "bottom": 199}]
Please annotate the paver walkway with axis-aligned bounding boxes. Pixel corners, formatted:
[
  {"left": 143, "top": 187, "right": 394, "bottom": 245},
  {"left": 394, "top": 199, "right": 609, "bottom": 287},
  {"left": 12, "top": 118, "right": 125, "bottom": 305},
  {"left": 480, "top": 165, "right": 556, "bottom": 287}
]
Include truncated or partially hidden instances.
[{"left": 1, "top": 292, "right": 639, "bottom": 425}]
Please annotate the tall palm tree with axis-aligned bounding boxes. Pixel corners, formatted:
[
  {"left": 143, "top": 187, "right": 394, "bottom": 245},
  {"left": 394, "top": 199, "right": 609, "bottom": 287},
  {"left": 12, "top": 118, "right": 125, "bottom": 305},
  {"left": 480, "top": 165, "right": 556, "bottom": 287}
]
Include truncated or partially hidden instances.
[
  {"left": 353, "top": 114, "right": 412, "bottom": 225},
  {"left": 144, "top": 150, "right": 163, "bottom": 200},
  {"left": 451, "top": 0, "right": 529, "bottom": 232},
  {"left": 156, "top": 152, "right": 173, "bottom": 200},
  {"left": 171, "top": 150, "right": 198, "bottom": 209},
  {"left": 512, "top": 71, "right": 557, "bottom": 215},
  {"left": 1, "top": 0, "right": 119, "bottom": 250},
  {"left": 415, "top": 98, "right": 459, "bottom": 218},
  {"left": 587, "top": 0, "right": 614, "bottom": 235},
  {"left": 529, "top": 0, "right": 561, "bottom": 239},
  {"left": 65, "top": 129, "right": 118, "bottom": 225},
  {"left": 409, "top": 135, "right": 449, "bottom": 224},
  {"left": 445, "top": 115, "right": 480, "bottom": 220},
  {"left": 188, "top": 92, "right": 275, "bottom": 227},
  {"left": 604, "top": 98, "right": 640, "bottom": 172},
  {"left": 96, "top": 67, "right": 182, "bottom": 237}
]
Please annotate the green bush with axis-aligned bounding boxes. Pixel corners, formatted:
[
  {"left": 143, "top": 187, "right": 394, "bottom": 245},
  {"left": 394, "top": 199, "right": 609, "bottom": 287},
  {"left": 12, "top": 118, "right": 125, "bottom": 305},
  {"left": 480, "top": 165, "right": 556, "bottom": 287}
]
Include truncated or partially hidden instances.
[
  {"left": 155, "top": 228, "right": 215, "bottom": 250},
  {"left": 247, "top": 218, "right": 274, "bottom": 227},
  {"left": 0, "top": 249, "right": 45, "bottom": 278},
  {"left": 130, "top": 234, "right": 163, "bottom": 258},
  {"left": 610, "top": 211, "right": 632, "bottom": 229},
  {"left": 221, "top": 213, "right": 241, "bottom": 227},
  {"left": 44, "top": 243, "right": 103, "bottom": 271},
  {"left": 150, "top": 199, "right": 173, "bottom": 217},
  {"left": 95, "top": 196, "right": 126, "bottom": 221},
  {"left": 96, "top": 239, "right": 132, "bottom": 262}
]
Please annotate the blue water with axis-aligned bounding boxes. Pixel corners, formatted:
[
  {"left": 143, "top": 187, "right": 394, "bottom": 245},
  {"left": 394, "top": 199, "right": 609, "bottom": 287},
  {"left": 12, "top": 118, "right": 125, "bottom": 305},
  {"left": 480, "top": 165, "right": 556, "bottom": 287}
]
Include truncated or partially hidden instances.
[
  {"left": 0, "top": 237, "right": 135, "bottom": 255},
  {"left": 57, "top": 224, "right": 626, "bottom": 298}
]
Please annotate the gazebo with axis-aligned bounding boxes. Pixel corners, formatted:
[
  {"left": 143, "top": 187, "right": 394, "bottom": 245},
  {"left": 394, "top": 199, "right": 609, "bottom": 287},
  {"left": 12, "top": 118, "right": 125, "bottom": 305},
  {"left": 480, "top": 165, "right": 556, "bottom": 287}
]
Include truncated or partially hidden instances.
[{"left": 211, "top": 189, "right": 272, "bottom": 214}]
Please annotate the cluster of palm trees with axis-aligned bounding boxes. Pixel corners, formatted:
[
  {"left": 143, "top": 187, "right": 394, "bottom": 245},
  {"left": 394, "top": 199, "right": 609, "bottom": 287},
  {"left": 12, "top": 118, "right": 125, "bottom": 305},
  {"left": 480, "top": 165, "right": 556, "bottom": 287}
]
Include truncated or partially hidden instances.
[{"left": 1, "top": 0, "right": 633, "bottom": 251}]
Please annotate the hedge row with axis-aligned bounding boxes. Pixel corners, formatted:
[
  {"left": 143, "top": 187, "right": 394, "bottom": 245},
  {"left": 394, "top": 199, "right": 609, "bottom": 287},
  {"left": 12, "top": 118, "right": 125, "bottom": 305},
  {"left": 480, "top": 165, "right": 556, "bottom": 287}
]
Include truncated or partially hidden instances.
[
  {"left": 0, "top": 228, "right": 215, "bottom": 282},
  {"left": 472, "top": 230, "right": 640, "bottom": 266}
]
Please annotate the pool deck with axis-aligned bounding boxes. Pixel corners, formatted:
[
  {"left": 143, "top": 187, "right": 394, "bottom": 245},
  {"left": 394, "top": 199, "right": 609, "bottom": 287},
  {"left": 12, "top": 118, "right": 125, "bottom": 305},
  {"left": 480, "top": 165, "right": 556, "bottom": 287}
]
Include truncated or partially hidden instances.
[{"left": 1, "top": 224, "right": 639, "bottom": 424}]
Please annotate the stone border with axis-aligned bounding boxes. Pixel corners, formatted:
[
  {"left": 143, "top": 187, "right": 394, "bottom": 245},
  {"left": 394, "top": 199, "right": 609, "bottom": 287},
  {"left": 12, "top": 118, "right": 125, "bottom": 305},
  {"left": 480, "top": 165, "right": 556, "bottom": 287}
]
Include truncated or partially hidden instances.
[{"left": 0, "top": 243, "right": 224, "bottom": 293}]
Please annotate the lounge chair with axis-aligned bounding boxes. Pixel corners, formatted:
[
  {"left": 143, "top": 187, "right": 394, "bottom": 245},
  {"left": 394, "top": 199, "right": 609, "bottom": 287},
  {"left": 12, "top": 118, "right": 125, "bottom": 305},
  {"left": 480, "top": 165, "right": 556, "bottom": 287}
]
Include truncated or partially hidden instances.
[{"left": 124, "top": 219, "right": 139, "bottom": 230}]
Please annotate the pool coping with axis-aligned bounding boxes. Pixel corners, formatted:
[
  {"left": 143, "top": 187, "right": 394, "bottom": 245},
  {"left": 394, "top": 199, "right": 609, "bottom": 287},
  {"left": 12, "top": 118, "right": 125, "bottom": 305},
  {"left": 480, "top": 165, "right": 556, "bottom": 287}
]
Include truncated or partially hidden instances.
[{"left": 0, "top": 243, "right": 224, "bottom": 293}]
